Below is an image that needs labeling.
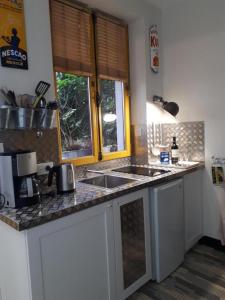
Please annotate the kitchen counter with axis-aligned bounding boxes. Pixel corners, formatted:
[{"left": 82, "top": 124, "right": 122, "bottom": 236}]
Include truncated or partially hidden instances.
[{"left": 0, "top": 163, "right": 204, "bottom": 231}]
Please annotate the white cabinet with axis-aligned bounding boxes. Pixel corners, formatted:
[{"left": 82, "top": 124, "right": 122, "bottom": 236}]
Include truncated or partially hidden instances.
[
  {"left": 150, "top": 179, "right": 184, "bottom": 282},
  {"left": 184, "top": 169, "right": 203, "bottom": 252},
  {"left": 0, "top": 189, "right": 151, "bottom": 300},
  {"left": 113, "top": 189, "right": 152, "bottom": 300},
  {"left": 26, "top": 202, "right": 116, "bottom": 300},
  {"left": 0, "top": 202, "right": 116, "bottom": 300}
]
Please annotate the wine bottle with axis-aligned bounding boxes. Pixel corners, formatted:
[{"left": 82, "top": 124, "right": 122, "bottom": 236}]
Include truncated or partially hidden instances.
[{"left": 171, "top": 136, "right": 179, "bottom": 164}]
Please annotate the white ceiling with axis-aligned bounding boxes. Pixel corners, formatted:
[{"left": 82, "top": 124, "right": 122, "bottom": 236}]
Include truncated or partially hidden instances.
[{"left": 145, "top": 0, "right": 185, "bottom": 9}]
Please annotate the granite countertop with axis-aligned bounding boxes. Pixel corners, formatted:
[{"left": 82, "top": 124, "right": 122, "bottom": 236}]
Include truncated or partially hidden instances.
[{"left": 0, "top": 163, "right": 204, "bottom": 231}]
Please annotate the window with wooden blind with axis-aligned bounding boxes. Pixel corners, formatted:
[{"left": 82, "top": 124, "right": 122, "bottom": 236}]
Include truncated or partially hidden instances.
[{"left": 50, "top": 0, "right": 131, "bottom": 165}]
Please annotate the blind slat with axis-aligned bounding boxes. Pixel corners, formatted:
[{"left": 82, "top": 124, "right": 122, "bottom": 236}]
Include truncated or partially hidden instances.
[{"left": 50, "top": 0, "right": 94, "bottom": 75}]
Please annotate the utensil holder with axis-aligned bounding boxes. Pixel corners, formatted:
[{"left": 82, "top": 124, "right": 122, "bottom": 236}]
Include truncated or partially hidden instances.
[
  {"left": 35, "top": 109, "right": 57, "bottom": 129},
  {"left": 12, "top": 108, "right": 34, "bottom": 129},
  {"left": 0, "top": 108, "right": 11, "bottom": 129}
]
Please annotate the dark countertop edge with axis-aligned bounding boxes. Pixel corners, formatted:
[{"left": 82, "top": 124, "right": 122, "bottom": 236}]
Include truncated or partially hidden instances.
[{"left": 0, "top": 164, "right": 205, "bottom": 232}]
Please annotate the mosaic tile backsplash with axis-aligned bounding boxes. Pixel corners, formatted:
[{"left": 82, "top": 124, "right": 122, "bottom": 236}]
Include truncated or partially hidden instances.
[
  {"left": 0, "top": 121, "right": 204, "bottom": 178},
  {"left": 161, "top": 121, "right": 205, "bottom": 162},
  {"left": 0, "top": 129, "right": 59, "bottom": 163},
  {"left": 0, "top": 128, "right": 131, "bottom": 179},
  {"left": 148, "top": 121, "right": 205, "bottom": 162},
  {"left": 132, "top": 121, "right": 205, "bottom": 164}
]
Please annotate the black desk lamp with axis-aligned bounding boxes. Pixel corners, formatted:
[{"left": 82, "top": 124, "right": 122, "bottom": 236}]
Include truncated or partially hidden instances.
[{"left": 153, "top": 95, "right": 179, "bottom": 117}]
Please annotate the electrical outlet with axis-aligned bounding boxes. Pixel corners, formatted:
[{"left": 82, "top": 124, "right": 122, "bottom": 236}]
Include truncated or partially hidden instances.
[{"left": 37, "top": 162, "right": 53, "bottom": 175}]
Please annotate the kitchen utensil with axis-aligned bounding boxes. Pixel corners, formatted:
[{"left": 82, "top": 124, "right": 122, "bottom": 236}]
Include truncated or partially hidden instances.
[
  {"left": 0, "top": 88, "right": 13, "bottom": 106},
  {"left": 7, "top": 90, "right": 17, "bottom": 107},
  {"left": 32, "top": 81, "right": 51, "bottom": 108},
  {"left": 46, "top": 101, "right": 58, "bottom": 110},
  {"left": 0, "top": 89, "right": 17, "bottom": 107},
  {"left": 47, "top": 163, "right": 76, "bottom": 194},
  {"left": 37, "top": 97, "right": 47, "bottom": 108},
  {"left": 17, "top": 94, "right": 35, "bottom": 108},
  {"left": 0, "top": 90, "right": 10, "bottom": 107}
]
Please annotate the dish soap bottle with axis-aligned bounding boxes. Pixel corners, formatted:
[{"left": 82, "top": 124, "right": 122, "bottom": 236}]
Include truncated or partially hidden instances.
[{"left": 171, "top": 136, "right": 179, "bottom": 164}]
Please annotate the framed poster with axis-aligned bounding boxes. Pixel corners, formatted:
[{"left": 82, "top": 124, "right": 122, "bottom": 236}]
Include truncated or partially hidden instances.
[
  {"left": 150, "top": 25, "right": 159, "bottom": 73},
  {"left": 0, "top": 0, "right": 28, "bottom": 69}
]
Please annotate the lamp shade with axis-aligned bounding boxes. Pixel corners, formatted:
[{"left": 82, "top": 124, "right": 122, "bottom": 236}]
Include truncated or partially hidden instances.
[{"left": 163, "top": 102, "right": 179, "bottom": 117}]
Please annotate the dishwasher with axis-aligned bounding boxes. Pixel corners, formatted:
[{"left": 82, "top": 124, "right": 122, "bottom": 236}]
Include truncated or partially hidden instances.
[{"left": 150, "top": 178, "right": 184, "bottom": 282}]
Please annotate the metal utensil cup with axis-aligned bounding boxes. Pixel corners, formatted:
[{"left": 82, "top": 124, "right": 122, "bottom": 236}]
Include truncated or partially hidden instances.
[
  {"left": 35, "top": 109, "right": 57, "bottom": 129},
  {"left": 0, "top": 108, "right": 11, "bottom": 129},
  {"left": 13, "top": 108, "right": 34, "bottom": 129}
]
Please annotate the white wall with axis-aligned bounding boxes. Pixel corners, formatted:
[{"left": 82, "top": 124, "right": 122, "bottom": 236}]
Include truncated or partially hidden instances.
[
  {"left": 129, "top": 18, "right": 148, "bottom": 125},
  {"left": 0, "top": 0, "right": 162, "bottom": 125},
  {"left": 129, "top": 8, "right": 163, "bottom": 125},
  {"left": 0, "top": 0, "right": 54, "bottom": 99},
  {"left": 162, "top": 0, "right": 225, "bottom": 238}
]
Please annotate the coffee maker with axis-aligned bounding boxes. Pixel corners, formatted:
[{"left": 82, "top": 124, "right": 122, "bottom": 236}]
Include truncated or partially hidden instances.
[{"left": 0, "top": 151, "right": 40, "bottom": 208}]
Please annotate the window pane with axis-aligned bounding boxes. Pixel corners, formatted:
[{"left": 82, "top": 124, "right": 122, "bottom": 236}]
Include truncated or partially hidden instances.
[
  {"left": 56, "top": 72, "right": 93, "bottom": 159},
  {"left": 99, "top": 80, "right": 125, "bottom": 153}
]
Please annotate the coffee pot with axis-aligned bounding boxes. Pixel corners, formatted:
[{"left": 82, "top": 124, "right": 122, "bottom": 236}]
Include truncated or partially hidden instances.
[{"left": 0, "top": 151, "right": 40, "bottom": 208}]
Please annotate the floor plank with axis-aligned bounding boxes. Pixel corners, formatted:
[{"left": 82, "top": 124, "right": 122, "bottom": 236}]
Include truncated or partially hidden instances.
[{"left": 127, "top": 244, "right": 225, "bottom": 300}]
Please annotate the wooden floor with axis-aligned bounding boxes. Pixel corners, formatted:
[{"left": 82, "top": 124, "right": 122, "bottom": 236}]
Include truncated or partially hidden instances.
[{"left": 128, "top": 244, "right": 225, "bottom": 300}]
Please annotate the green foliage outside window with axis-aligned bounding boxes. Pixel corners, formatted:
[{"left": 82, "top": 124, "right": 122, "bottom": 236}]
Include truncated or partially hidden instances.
[
  {"left": 56, "top": 73, "right": 120, "bottom": 155},
  {"left": 56, "top": 72, "right": 92, "bottom": 152}
]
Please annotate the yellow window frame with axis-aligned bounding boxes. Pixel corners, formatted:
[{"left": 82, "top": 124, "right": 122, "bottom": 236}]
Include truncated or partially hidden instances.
[
  {"left": 51, "top": 4, "right": 131, "bottom": 166},
  {"left": 98, "top": 84, "right": 131, "bottom": 162},
  {"left": 55, "top": 74, "right": 100, "bottom": 166}
]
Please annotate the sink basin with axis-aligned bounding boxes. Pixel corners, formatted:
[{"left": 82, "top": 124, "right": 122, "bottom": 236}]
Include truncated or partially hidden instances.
[{"left": 80, "top": 175, "right": 136, "bottom": 189}]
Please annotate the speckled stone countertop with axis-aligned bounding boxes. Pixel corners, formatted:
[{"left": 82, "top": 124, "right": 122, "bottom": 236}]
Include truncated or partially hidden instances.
[{"left": 0, "top": 163, "right": 204, "bottom": 231}]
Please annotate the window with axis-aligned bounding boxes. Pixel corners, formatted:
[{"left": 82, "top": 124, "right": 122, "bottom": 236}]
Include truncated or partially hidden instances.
[
  {"left": 100, "top": 80, "right": 125, "bottom": 153},
  {"left": 50, "top": 0, "right": 130, "bottom": 165},
  {"left": 56, "top": 73, "right": 93, "bottom": 159}
]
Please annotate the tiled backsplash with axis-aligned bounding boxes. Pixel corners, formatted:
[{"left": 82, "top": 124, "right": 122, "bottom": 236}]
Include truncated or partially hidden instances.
[
  {"left": 0, "top": 129, "right": 59, "bottom": 163},
  {"left": 0, "top": 121, "right": 204, "bottom": 178},
  {"left": 161, "top": 121, "right": 205, "bottom": 162},
  {"left": 0, "top": 129, "right": 131, "bottom": 179},
  {"left": 132, "top": 121, "right": 205, "bottom": 164},
  {"left": 131, "top": 125, "right": 148, "bottom": 165}
]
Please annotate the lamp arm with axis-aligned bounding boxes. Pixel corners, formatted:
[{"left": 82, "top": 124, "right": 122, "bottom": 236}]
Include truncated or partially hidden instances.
[{"left": 153, "top": 95, "right": 166, "bottom": 104}]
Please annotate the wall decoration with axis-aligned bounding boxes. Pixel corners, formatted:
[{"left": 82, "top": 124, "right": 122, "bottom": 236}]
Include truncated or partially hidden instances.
[
  {"left": 0, "top": 0, "right": 28, "bottom": 69},
  {"left": 150, "top": 25, "right": 159, "bottom": 73}
]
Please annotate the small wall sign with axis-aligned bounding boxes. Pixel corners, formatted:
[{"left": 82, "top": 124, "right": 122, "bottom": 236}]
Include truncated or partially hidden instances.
[
  {"left": 0, "top": 0, "right": 28, "bottom": 70},
  {"left": 150, "top": 25, "right": 159, "bottom": 73}
]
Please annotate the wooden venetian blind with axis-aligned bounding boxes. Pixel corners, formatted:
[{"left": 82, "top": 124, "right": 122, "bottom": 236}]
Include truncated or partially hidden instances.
[
  {"left": 95, "top": 14, "right": 129, "bottom": 82},
  {"left": 50, "top": 0, "right": 94, "bottom": 76}
]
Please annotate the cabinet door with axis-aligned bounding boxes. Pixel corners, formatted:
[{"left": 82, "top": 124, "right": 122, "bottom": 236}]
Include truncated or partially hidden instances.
[
  {"left": 113, "top": 189, "right": 151, "bottom": 300},
  {"left": 151, "top": 179, "right": 184, "bottom": 282},
  {"left": 184, "top": 169, "right": 203, "bottom": 252},
  {"left": 26, "top": 202, "right": 116, "bottom": 300}
]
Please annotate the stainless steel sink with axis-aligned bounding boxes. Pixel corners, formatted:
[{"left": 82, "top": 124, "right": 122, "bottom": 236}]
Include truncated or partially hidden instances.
[{"left": 80, "top": 175, "right": 136, "bottom": 189}]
